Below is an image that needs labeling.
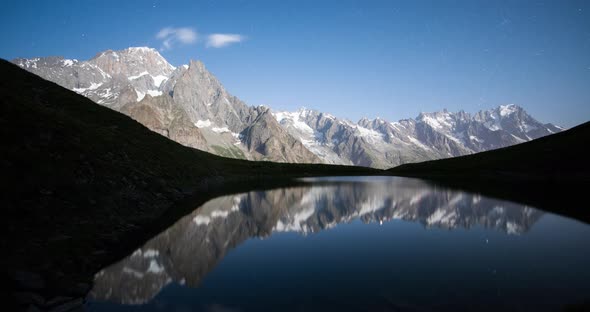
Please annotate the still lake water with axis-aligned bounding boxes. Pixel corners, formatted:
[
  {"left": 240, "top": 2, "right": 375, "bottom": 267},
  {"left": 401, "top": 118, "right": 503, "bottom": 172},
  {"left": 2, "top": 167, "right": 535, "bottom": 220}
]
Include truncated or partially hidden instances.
[{"left": 86, "top": 176, "right": 590, "bottom": 311}]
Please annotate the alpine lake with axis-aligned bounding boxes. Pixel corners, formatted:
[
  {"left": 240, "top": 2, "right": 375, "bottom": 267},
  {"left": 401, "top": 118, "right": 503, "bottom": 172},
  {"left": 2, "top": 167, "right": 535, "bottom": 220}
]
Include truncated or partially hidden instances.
[{"left": 85, "top": 176, "right": 590, "bottom": 312}]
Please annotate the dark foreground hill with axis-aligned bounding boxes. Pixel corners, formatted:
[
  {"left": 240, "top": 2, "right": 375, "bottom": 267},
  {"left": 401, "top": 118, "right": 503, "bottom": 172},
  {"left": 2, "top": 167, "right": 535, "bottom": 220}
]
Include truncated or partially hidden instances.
[
  {"left": 0, "top": 59, "right": 379, "bottom": 310},
  {"left": 389, "top": 121, "right": 590, "bottom": 223}
]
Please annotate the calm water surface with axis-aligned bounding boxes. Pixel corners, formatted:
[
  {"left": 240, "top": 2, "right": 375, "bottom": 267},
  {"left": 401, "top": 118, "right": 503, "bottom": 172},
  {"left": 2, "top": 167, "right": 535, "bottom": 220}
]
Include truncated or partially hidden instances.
[{"left": 86, "top": 177, "right": 590, "bottom": 311}]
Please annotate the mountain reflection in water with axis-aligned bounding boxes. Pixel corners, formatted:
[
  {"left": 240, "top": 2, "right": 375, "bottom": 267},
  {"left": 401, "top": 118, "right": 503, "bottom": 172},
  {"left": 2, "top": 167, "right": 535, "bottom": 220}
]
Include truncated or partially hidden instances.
[{"left": 87, "top": 177, "right": 589, "bottom": 312}]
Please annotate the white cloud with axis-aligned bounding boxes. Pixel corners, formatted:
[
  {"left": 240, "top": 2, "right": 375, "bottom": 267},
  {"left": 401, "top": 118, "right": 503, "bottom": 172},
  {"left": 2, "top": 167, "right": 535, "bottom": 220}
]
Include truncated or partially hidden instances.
[
  {"left": 156, "top": 27, "right": 197, "bottom": 51},
  {"left": 206, "top": 34, "right": 245, "bottom": 48}
]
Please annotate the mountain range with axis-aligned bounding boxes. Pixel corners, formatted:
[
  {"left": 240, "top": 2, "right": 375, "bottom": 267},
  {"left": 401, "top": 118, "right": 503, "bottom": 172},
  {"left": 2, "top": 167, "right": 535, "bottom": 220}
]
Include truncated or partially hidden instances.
[{"left": 13, "top": 47, "right": 563, "bottom": 168}]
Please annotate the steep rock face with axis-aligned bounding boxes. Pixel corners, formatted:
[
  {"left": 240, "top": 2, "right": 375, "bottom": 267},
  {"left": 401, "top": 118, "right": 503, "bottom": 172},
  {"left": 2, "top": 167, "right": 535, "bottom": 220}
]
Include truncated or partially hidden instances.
[
  {"left": 272, "top": 110, "right": 351, "bottom": 165},
  {"left": 241, "top": 107, "right": 321, "bottom": 163},
  {"left": 414, "top": 121, "right": 470, "bottom": 157},
  {"left": 171, "top": 60, "right": 254, "bottom": 132},
  {"left": 121, "top": 95, "right": 208, "bottom": 151}
]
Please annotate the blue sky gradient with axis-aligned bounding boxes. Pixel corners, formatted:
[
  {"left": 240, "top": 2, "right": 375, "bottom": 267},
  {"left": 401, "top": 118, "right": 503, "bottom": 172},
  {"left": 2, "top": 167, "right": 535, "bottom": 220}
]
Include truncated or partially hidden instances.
[{"left": 1, "top": 0, "right": 589, "bottom": 127}]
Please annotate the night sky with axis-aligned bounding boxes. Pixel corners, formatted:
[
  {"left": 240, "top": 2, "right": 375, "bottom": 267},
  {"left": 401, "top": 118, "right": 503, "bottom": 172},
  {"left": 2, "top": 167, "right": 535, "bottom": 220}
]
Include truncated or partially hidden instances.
[{"left": 1, "top": 0, "right": 589, "bottom": 127}]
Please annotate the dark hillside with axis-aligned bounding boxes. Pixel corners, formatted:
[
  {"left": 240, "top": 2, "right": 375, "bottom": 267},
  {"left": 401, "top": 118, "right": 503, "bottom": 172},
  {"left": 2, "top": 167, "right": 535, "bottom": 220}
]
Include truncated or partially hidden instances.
[{"left": 0, "top": 59, "right": 379, "bottom": 309}]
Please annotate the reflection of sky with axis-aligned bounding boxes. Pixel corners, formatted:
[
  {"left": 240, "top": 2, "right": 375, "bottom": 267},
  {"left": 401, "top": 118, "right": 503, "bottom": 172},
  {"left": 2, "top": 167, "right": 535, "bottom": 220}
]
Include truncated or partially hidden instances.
[{"left": 87, "top": 177, "right": 590, "bottom": 311}]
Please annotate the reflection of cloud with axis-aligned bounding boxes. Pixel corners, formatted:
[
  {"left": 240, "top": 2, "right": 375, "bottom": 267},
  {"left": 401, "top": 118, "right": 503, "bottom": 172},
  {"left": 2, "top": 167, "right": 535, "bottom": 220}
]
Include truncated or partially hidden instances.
[
  {"left": 206, "top": 34, "right": 245, "bottom": 48},
  {"left": 156, "top": 27, "right": 198, "bottom": 51}
]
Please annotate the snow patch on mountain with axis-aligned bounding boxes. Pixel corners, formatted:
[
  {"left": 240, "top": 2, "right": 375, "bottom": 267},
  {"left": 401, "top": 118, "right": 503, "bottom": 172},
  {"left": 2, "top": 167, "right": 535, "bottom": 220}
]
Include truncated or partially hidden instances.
[
  {"left": 146, "top": 260, "right": 165, "bottom": 274},
  {"left": 128, "top": 71, "right": 149, "bottom": 80},
  {"left": 212, "top": 126, "right": 230, "bottom": 133},
  {"left": 408, "top": 136, "right": 431, "bottom": 151},
  {"left": 193, "top": 215, "right": 211, "bottom": 226},
  {"left": 469, "top": 135, "right": 482, "bottom": 143},
  {"left": 62, "top": 59, "right": 77, "bottom": 67},
  {"left": 421, "top": 115, "right": 450, "bottom": 130},
  {"left": 273, "top": 111, "right": 315, "bottom": 135},
  {"left": 354, "top": 125, "right": 383, "bottom": 143},
  {"left": 152, "top": 75, "right": 168, "bottom": 87},
  {"left": 195, "top": 119, "right": 212, "bottom": 128},
  {"left": 146, "top": 90, "right": 162, "bottom": 97},
  {"left": 136, "top": 90, "right": 146, "bottom": 102},
  {"left": 73, "top": 82, "right": 103, "bottom": 93}
]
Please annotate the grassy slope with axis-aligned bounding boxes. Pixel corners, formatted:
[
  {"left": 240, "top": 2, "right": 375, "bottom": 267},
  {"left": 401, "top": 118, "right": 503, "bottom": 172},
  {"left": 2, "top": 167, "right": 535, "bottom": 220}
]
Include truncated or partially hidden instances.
[
  {"left": 0, "top": 59, "right": 380, "bottom": 301},
  {"left": 389, "top": 121, "right": 590, "bottom": 223}
]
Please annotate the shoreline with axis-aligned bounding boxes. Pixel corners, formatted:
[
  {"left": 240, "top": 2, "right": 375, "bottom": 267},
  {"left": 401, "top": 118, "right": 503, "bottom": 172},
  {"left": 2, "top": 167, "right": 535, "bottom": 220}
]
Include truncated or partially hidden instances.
[{"left": 5, "top": 172, "right": 380, "bottom": 311}]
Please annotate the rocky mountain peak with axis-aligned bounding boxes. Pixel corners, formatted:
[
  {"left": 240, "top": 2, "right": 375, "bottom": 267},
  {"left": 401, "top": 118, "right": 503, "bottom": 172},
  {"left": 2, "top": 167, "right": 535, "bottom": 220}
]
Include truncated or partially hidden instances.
[
  {"left": 89, "top": 47, "right": 174, "bottom": 78},
  {"left": 179, "top": 59, "right": 225, "bottom": 94},
  {"left": 254, "top": 105, "right": 271, "bottom": 114},
  {"left": 497, "top": 104, "right": 519, "bottom": 116},
  {"left": 187, "top": 59, "right": 206, "bottom": 70},
  {"left": 416, "top": 110, "right": 457, "bottom": 132},
  {"left": 455, "top": 110, "right": 471, "bottom": 121},
  {"left": 171, "top": 58, "right": 246, "bottom": 130},
  {"left": 358, "top": 117, "right": 371, "bottom": 124}
]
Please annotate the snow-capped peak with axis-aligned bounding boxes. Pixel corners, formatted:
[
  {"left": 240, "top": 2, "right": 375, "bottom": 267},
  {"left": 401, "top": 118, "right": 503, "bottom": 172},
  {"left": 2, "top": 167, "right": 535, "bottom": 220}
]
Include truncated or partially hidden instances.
[
  {"left": 499, "top": 104, "right": 518, "bottom": 116},
  {"left": 61, "top": 59, "right": 78, "bottom": 67},
  {"left": 358, "top": 117, "right": 371, "bottom": 123},
  {"left": 416, "top": 110, "right": 455, "bottom": 131},
  {"left": 296, "top": 107, "right": 315, "bottom": 118},
  {"left": 125, "top": 46, "right": 158, "bottom": 54}
]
